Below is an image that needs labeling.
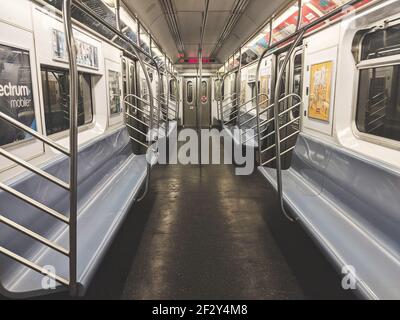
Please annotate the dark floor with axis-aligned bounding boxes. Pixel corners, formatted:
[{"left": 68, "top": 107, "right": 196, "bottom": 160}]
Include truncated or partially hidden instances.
[
  {"left": 13, "top": 137, "right": 357, "bottom": 300},
  {"left": 73, "top": 162, "right": 355, "bottom": 300}
]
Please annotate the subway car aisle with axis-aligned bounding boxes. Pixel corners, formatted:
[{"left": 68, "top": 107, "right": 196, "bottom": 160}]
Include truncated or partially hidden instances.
[{"left": 82, "top": 161, "right": 355, "bottom": 300}]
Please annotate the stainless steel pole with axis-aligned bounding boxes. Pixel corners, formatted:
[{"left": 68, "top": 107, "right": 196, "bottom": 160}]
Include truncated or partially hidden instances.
[{"left": 62, "top": 0, "right": 78, "bottom": 296}]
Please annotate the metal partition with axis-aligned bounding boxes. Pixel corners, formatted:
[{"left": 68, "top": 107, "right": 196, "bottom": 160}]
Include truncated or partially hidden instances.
[
  {"left": 0, "top": 0, "right": 170, "bottom": 295},
  {"left": 0, "top": 0, "right": 78, "bottom": 294},
  {"left": 251, "top": 0, "right": 364, "bottom": 222}
]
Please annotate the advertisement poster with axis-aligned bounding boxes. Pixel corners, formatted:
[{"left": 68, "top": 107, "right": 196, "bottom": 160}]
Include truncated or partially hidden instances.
[
  {"left": 109, "top": 70, "right": 121, "bottom": 115},
  {"left": 52, "top": 29, "right": 99, "bottom": 69},
  {"left": 0, "top": 44, "right": 35, "bottom": 146},
  {"left": 308, "top": 61, "right": 332, "bottom": 122}
]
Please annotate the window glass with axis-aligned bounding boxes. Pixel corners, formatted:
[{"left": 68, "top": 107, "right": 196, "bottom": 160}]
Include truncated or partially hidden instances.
[
  {"left": 278, "top": 55, "right": 288, "bottom": 100},
  {"left": 187, "top": 81, "right": 193, "bottom": 103},
  {"left": 139, "top": 27, "right": 151, "bottom": 55},
  {"left": 271, "top": 1, "right": 299, "bottom": 44},
  {"left": 129, "top": 63, "right": 136, "bottom": 95},
  {"left": 201, "top": 81, "right": 208, "bottom": 97},
  {"left": 108, "top": 70, "right": 121, "bottom": 115},
  {"left": 361, "top": 25, "right": 400, "bottom": 60},
  {"left": 291, "top": 52, "right": 303, "bottom": 119},
  {"left": 169, "top": 80, "right": 177, "bottom": 101},
  {"left": 356, "top": 65, "right": 400, "bottom": 142},
  {"left": 356, "top": 25, "right": 400, "bottom": 143},
  {"left": 122, "top": 59, "right": 128, "bottom": 97},
  {"left": 240, "top": 24, "right": 271, "bottom": 67},
  {"left": 301, "top": 0, "right": 351, "bottom": 26},
  {"left": 228, "top": 56, "right": 234, "bottom": 70},
  {"left": 120, "top": 4, "right": 138, "bottom": 44},
  {"left": 214, "top": 79, "right": 221, "bottom": 101},
  {"left": 233, "top": 52, "right": 240, "bottom": 68},
  {"left": 292, "top": 52, "right": 302, "bottom": 97},
  {"left": 41, "top": 68, "right": 93, "bottom": 135},
  {"left": 230, "top": 74, "right": 236, "bottom": 96},
  {"left": 0, "top": 44, "right": 36, "bottom": 146}
]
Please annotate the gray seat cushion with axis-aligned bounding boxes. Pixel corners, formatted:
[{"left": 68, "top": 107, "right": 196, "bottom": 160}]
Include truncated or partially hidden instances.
[
  {"left": 0, "top": 127, "right": 148, "bottom": 298},
  {"left": 258, "top": 133, "right": 400, "bottom": 299}
]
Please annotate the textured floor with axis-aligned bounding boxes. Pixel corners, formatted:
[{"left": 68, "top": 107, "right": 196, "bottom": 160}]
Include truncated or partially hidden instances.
[
  {"left": 16, "top": 138, "right": 357, "bottom": 300},
  {"left": 78, "top": 163, "right": 354, "bottom": 300}
]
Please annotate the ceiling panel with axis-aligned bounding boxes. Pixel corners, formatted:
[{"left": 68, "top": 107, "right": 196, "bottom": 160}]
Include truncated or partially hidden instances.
[
  {"left": 208, "top": 0, "right": 236, "bottom": 11},
  {"left": 177, "top": 12, "right": 203, "bottom": 43},
  {"left": 123, "top": 0, "right": 291, "bottom": 63},
  {"left": 183, "top": 44, "right": 200, "bottom": 57},
  {"left": 174, "top": 0, "right": 205, "bottom": 12},
  {"left": 203, "top": 11, "right": 230, "bottom": 43},
  {"left": 202, "top": 44, "right": 217, "bottom": 57}
]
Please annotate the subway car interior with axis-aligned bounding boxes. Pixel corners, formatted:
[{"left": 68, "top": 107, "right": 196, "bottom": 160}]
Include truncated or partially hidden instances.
[{"left": 0, "top": 0, "right": 400, "bottom": 301}]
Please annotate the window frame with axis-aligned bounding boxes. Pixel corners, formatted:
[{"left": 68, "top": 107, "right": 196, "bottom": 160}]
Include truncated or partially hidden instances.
[
  {"left": 352, "top": 21, "right": 400, "bottom": 150},
  {"left": 108, "top": 69, "right": 122, "bottom": 117},
  {"left": 186, "top": 80, "right": 193, "bottom": 104},
  {"left": 40, "top": 65, "right": 96, "bottom": 139}
]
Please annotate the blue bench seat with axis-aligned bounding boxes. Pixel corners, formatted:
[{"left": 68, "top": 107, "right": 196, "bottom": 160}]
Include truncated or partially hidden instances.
[
  {"left": 258, "top": 133, "right": 400, "bottom": 299},
  {"left": 0, "top": 126, "right": 153, "bottom": 298}
]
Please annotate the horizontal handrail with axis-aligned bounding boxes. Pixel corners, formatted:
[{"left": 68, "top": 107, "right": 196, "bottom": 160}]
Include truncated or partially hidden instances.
[
  {"left": 0, "top": 215, "right": 69, "bottom": 256},
  {"left": 261, "top": 146, "right": 296, "bottom": 166},
  {"left": 238, "top": 94, "right": 269, "bottom": 113},
  {"left": 124, "top": 101, "right": 151, "bottom": 116},
  {"left": 0, "top": 246, "right": 69, "bottom": 286},
  {"left": 222, "top": 93, "right": 237, "bottom": 101},
  {"left": 0, "top": 148, "right": 69, "bottom": 190},
  {"left": 259, "top": 100, "right": 302, "bottom": 128},
  {"left": 124, "top": 94, "right": 156, "bottom": 109},
  {"left": 260, "top": 117, "right": 300, "bottom": 142},
  {"left": 128, "top": 136, "right": 150, "bottom": 148},
  {"left": 0, "top": 182, "right": 69, "bottom": 224},
  {"left": 0, "top": 111, "right": 70, "bottom": 155},
  {"left": 241, "top": 104, "right": 273, "bottom": 131},
  {"left": 261, "top": 130, "right": 299, "bottom": 154},
  {"left": 223, "top": 106, "right": 239, "bottom": 115},
  {"left": 221, "top": 97, "right": 239, "bottom": 109},
  {"left": 125, "top": 111, "right": 150, "bottom": 127},
  {"left": 126, "top": 123, "right": 148, "bottom": 137}
]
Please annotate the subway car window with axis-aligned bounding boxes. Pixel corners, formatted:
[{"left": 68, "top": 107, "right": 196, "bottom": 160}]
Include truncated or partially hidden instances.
[
  {"left": 292, "top": 53, "right": 302, "bottom": 97},
  {"left": 41, "top": 68, "right": 93, "bottom": 135},
  {"left": 169, "top": 80, "right": 176, "bottom": 100},
  {"left": 361, "top": 24, "right": 400, "bottom": 60},
  {"left": 356, "top": 65, "right": 400, "bottom": 142},
  {"left": 108, "top": 70, "right": 121, "bottom": 115},
  {"left": 0, "top": 44, "right": 35, "bottom": 146},
  {"left": 356, "top": 25, "right": 400, "bottom": 142}
]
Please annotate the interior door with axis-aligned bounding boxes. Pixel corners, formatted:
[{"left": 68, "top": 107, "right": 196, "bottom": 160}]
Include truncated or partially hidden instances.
[
  {"left": 199, "top": 77, "right": 211, "bottom": 127},
  {"left": 183, "top": 77, "right": 196, "bottom": 127}
]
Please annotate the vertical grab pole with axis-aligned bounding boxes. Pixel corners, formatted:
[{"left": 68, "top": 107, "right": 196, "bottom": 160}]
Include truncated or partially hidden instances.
[
  {"left": 255, "top": 55, "right": 266, "bottom": 165},
  {"left": 63, "top": 0, "right": 78, "bottom": 296},
  {"left": 255, "top": 19, "right": 272, "bottom": 166},
  {"left": 165, "top": 55, "right": 170, "bottom": 163},
  {"left": 236, "top": 48, "right": 242, "bottom": 129},
  {"left": 273, "top": 30, "right": 305, "bottom": 222}
]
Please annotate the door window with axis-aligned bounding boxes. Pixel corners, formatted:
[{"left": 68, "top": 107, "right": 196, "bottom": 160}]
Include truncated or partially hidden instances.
[{"left": 187, "top": 81, "right": 193, "bottom": 103}]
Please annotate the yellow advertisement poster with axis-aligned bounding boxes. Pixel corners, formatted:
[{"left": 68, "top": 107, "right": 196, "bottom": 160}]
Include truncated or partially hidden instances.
[
  {"left": 308, "top": 61, "right": 333, "bottom": 122},
  {"left": 260, "top": 75, "right": 269, "bottom": 109}
]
